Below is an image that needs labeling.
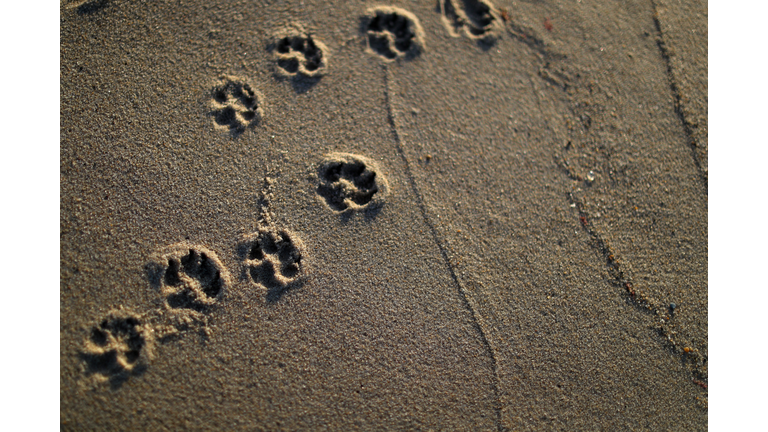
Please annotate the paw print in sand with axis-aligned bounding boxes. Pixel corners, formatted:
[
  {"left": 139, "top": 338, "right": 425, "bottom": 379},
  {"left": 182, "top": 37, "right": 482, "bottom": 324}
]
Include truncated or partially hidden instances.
[
  {"left": 210, "top": 75, "right": 264, "bottom": 134},
  {"left": 240, "top": 229, "right": 304, "bottom": 295},
  {"left": 363, "top": 6, "right": 425, "bottom": 60},
  {"left": 272, "top": 30, "right": 328, "bottom": 78},
  {"left": 317, "top": 152, "right": 389, "bottom": 212},
  {"left": 81, "top": 310, "right": 151, "bottom": 382},
  {"left": 439, "top": 0, "right": 502, "bottom": 42},
  {"left": 148, "top": 244, "right": 230, "bottom": 313}
]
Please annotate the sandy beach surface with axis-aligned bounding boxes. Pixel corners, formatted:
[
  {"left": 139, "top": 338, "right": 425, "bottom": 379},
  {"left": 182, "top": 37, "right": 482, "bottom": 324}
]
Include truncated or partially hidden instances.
[{"left": 59, "top": 0, "right": 708, "bottom": 429}]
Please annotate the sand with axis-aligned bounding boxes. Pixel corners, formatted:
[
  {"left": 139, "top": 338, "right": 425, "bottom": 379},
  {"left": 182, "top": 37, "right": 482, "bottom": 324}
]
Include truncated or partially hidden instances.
[{"left": 60, "top": 0, "right": 707, "bottom": 429}]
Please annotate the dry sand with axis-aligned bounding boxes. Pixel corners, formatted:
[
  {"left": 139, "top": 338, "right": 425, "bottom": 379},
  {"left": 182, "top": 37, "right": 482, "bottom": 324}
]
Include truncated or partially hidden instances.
[{"left": 60, "top": 0, "right": 707, "bottom": 429}]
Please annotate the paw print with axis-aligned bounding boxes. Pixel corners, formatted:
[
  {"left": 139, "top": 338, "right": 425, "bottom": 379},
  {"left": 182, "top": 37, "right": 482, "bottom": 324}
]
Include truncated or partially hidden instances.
[
  {"left": 81, "top": 310, "right": 150, "bottom": 381},
  {"left": 149, "top": 244, "right": 230, "bottom": 313},
  {"left": 363, "top": 7, "right": 425, "bottom": 60},
  {"left": 240, "top": 228, "right": 304, "bottom": 294},
  {"left": 439, "top": 0, "right": 501, "bottom": 41},
  {"left": 272, "top": 31, "right": 328, "bottom": 78},
  {"left": 210, "top": 75, "right": 264, "bottom": 134},
  {"left": 317, "top": 153, "right": 389, "bottom": 212}
]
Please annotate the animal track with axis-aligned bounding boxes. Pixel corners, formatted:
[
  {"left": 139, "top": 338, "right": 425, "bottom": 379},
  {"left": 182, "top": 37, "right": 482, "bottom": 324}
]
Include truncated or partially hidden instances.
[
  {"left": 149, "top": 244, "right": 230, "bottom": 313},
  {"left": 363, "top": 7, "right": 425, "bottom": 60},
  {"left": 81, "top": 310, "right": 151, "bottom": 381},
  {"left": 239, "top": 229, "right": 304, "bottom": 300},
  {"left": 439, "top": 0, "right": 501, "bottom": 41},
  {"left": 210, "top": 75, "right": 263, "bottom": 134},
  {"left": 317, "top": 153, "right": 389, "bottom": 212},
  {"left": 272, "top": 30, "right": 328, "bottom": 78},
  {"left": 70, "top": 0, "right": 109, "bottom": 14}
]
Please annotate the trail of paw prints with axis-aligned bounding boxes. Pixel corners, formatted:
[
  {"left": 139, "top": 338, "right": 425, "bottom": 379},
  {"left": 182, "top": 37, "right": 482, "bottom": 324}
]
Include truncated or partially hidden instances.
[
  {"left": 239, "top": 228, "right": 305, "bottom": 302},
  {"left": 79, "top": 245, "right": 231, "bottom": 387},
  {"left": 271, "top": 29, "right": 328, "bottom": 79},
  {"left": 317, "top": 152, "right": 389, "bottom": 213},
  {"left": 79, "top": 246, "right": 225, "bottom": 386},
  {"left": 80, "top": 309, "right": 153, "bottom": 388},
  {"left": 363, "top": 7, "right": 425, "bottom": 61},
  {"left": 210, "top": 75, "right": 264, "bottom": 135},
  {"left": 438, "top": 0, "right": 501, "bottom": 42}
]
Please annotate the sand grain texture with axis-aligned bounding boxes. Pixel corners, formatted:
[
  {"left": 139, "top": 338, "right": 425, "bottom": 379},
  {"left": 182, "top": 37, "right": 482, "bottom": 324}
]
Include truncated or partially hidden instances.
[{"left": 61, "top": 0, "right": 707, "bottom": 430}]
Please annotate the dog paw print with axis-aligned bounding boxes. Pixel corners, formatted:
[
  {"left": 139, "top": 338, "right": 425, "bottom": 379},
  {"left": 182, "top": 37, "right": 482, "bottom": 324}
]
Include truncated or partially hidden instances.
[
  {"left": 148, "top": 244, "right": 230, "bottom": 313},
  {"left": 272, "top": 30, "right": 328, "bottom": 78},
  {"left": 317, "top": 152, "right": 389, "bottom": 212},
  {"left": 240, "top": 228, "right": 304, "bottom": 288},
  {"left": 210, "top": 75, "right": 264, "bottom": 134},
  {"left": 239, "top": 229, "right": 305, "bottom": 300},
  {"left": 439, "top": 0, "right": 501, "bottom": 41},
  {"left": 81, "top": 310, "right": 151, "bottom": 383},
  {"left": 363, "top": 7, "right": 425, "bottom": 60}
]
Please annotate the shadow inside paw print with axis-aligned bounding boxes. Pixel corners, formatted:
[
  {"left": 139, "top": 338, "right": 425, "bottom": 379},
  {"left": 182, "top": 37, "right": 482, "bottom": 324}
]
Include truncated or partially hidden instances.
[
  {"left": 147, "top": 244, "right": 229, "bottom": 313},
  {"left": 239, "top": 229, "right": 304, "bottom": 302},
  {"left": 80, "top": 310, "right": 150, "bottom": 388},
  {"left": 76, "top": 0, "right": 109, "bottom": 15},
  {"left": 317, "top": 153, "right": 389, "bottom": 213},
  {"left": 273, "top": 33, "right": 328, "bottom": 78},
  {"left": 210, "top": 76, "right": 264, "bottom": 135},
  {"left": 439, "top": 0, "right": 500, "bottom": 43},
  {"left": 363, "top": 7, "right": 425, "bottom": 60}
]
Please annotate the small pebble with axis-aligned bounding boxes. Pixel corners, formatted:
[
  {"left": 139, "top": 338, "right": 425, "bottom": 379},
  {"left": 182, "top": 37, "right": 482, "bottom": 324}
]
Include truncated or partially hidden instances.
[
  {"left": 586, "top": 171, "right": 596, "bottom": 183},
  {"left": 669, "top": 303, "right": 676, "bottom": 311}
]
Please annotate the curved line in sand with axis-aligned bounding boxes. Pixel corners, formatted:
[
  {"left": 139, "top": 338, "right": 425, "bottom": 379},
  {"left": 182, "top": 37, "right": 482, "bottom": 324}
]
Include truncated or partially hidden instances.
[{"left": 382, "top": 65, "right": 503, "bottom": 431}]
